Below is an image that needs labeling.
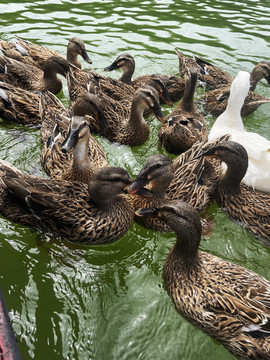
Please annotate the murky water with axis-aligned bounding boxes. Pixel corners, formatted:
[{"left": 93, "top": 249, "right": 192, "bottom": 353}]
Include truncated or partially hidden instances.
[{"left": 0, "top": 1, "right": 270, "bottom": 359}]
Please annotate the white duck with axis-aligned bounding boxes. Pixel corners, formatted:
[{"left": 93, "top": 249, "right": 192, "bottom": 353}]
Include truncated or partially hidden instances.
[{"left": 209, "top": 70, "right": 270, "bottom": 193}]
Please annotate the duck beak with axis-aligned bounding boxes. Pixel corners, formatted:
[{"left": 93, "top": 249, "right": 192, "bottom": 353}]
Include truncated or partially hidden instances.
[
  {"left": 160, "top": 90, "right": 173, "bottom": 107},
  {"left": 125, "top": 179, "right": 153, "bottom": 197},
  {"left": 81, "top": 49, "right": 92, "bottom": 65},
  {"left": 104, "top": 61, "right": 118, "bottom": 72},
  {"left": 97, "top": 109, "right": 109, "bottom": 130},
  {"left": 135, "top": 207, "right": 159, "bottom": 219},
  {"left": 152, "top": 104, "right": 165, "bottom": 123},
  {"left": 61, "top": 128, "right": 78, "bottom": 153}
]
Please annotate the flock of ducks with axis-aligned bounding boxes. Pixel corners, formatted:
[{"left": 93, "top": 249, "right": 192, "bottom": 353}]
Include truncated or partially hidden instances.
[{"left": 0, "top": 36, "right": 270, "bottom": 359}]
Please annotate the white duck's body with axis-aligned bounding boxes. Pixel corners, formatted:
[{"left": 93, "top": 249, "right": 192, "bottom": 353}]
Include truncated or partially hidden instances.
[{"left": 209, "top": 70, "right": 270, "bottom": 193}]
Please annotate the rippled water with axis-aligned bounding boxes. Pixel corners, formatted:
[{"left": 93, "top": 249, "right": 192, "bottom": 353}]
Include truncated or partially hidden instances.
[{"left": 0, "top": 1, "right": 270, "bottom": 359}]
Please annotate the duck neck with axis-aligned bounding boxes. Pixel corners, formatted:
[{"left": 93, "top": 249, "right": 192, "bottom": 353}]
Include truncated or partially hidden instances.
[
  {"left": 67, "top": 52, "right": 81, "bottom": 69},
  {"left": 172, "top": 230, "right": 200, "bottom": 270},
  {"left": 220, "top": 160, "right": 246, "bottom": 194},
  {"left": 249, "top": 67, "right": 262, "bottom": 91},
  {"left": 43, "top": 66, "right": 63, "bottom": 94},
  {"left": 128, "top": 97, "right": 148, "bottom": 131},
  {"left": 180, "top": 77, "right": 196, "bottom": 112},
  {"left": 119, "top": 66, "right": 134, "bottom": 85},
  {"left": 72, "top": 134, "right": 93, "bottom": 174}
]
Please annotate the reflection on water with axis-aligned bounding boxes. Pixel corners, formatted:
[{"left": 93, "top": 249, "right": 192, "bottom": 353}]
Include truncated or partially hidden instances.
[{"left": 0, "top": 0, "right": 270, "bottom": 359}]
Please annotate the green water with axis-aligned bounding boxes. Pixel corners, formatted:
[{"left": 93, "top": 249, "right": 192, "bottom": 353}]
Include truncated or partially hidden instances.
[{"left": 0, "top": 1, "right": 270, "bottom": 359}]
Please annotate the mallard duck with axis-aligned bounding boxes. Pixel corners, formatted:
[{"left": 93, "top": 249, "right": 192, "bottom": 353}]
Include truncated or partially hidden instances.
[
  {"left": 0, "top": 161, "right": 134, "bottom": 244},
  {"left": 174, "top": 48, "right": 225, "bottom": 88},
  {"left": 126, "top": 135, "right": 229, "bottom": 231},
  {"left": 68, "top": 80, "right": 165, "bottom": 146},
  {"left": 42, "top": 115, "right": 108, "bottom": 182},
  {"left": 200, "top": 139, "right": 270, "bottom": 241},
  {"left": 158, "top": 68, "right": 208, "bottom": 154},
  {"left": 137, "top": 200, "right": 270, "bottom": 359},
  {"left": 104, "top": 53, "right": 185, "bottom": 104},
  {"left": 40, "top": 92, "right": 108, "bottom": 180},
  {"left": 0, "top": 37, "right": 92, "bottom": 69},
  {"left": 0, "top": 54, "right": 69, "bottom": 94},
  {"left": 209, "top": 70, "right": 270, "bottom": 193},
  {"left": 201, "top": 61, "right": 270, "bottom": 117}
]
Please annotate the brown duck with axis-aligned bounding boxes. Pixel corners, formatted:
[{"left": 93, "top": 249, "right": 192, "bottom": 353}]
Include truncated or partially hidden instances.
[
  {"left": 0, "top": 162, "right": 134, "bottom": 244},
  {"left": 200, "top": 139, "right": 270, "bottom": 242},
  {"left": 159, "top": 68, "right": 208, "bottom": 154},
  {"left": 126, "top": 135, "right": 229, "bottom": 231},
  {"left": 137, "top": 200, "right": 270, "bottom": 359},
  {"left": 104, "top": 52, "right": 185, "bottom": 104},
  {"left": 0, "top": 54, "right": 69, "bottom": 94},
  {"left": 0, "top": 37, "right": 91, "bottom": 69}
]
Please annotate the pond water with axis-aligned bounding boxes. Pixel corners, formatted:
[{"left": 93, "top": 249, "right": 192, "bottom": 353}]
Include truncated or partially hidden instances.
[{"left": 0, "top": 1, "right": 270, "bottom": 359}]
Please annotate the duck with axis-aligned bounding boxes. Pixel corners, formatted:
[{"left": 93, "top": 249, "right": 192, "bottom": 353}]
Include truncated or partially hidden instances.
[
  {"left": 69, "top": 81, "right": 165, "bottom": 146},
  {"left": 200, "top": 139, "right": 270, "bottom": 241},
  {"left": 0, "top": 161, "right": 134, "bottom": 244},
  {"left": 0, "top": 36, "right": 92, "bottom": 69},
  {"left": 0, "top": 54, "right": 70, "bottom": 94},
  {"left": 40, "top": 92, "right": 108, "bottom": 180},
  {"left": 125, "top": 135, "right": 229, "bottom": 232},
  {"left": 136, "top": 200, "right": 270, "bottom": 359},
  {"left": 42, "top": 115, "right": 108, "bottom": 182},
  {"left": 104, "top": 52, "right": 185, "bottom": 104},
  {"left": 209, "top": 70, "right": 270, "bottom": 193},
  {"left": 201, "top": 62, "right": 270, "bottom": 117},
  {"left": 158, "top": 68, "right": 208, "bottom": 154},
  {"left": 175, "top": 48, "right": 227, "bottom": 88}
]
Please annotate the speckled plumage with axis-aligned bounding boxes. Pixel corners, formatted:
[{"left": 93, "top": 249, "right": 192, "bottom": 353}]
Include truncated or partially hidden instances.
[
  {"left": 159, "top": 68, "right": 208, "bottom": 154},
  {"left": 126, "top": 135, "right": 229, "bottom": 231},
  {"left": 0, "top": 54, "right": 69, "bottom": 94},
  {"left": 104, "top": 52, "right": 185, "bottom": 104},
  {"left": 138, "top": 200, "right": 270, "bottom": 359},
  {"left": 201, "top": 140, "right": 270, "bottom": 242},
  {"left": 0, "top": 162, "right": 134, "bottom": 244},
  {"left": 0, "top": 37, "right": 91, "bottom": 70}
]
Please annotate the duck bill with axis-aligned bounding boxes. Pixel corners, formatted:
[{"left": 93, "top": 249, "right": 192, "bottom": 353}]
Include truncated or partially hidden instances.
[
  {"left": 125, "top": 180, "right": 153, "bottom": 197},
  {"left": 104, "top": 61, "right": 118, "bottom": 72},
  {"left": 135, "top": 207, "right": 159, "bottom": 219},
  {"left": 61, "top": 129, "right": 78, "bottom": 153},
  {"left": 152, "top": 105, "right": 165, "bottom": 123},
  {"left": 160, "top": 91, "right": 173, "bottom": 107},
  {"left": 97, "top": 108, "right": 109, "bottom": 130},
  {"left": 81, "top": 49, "right": 92, "bottom": 64}
]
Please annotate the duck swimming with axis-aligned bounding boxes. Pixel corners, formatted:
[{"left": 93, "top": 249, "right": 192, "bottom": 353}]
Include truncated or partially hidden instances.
[
  {"left": 0, "top": 36, "right": 92, "bottom": 69},
  {"left": 200, "top": 139, "right": 270, "bottom": 242},
  {"left": 159, "top": 68, "right": 208, "bottom": 154},
  {"left": 0, "top": 54, "right": 69, "bottom": 95},
  {"left": 209, "top": 70, "right": 270, "bottom": 193},
  {"left": 0, "top": 162, "right": 134, "bottom": 244},
  {"left": 136, "top": 200, "right": 270, "bottom": 359}
]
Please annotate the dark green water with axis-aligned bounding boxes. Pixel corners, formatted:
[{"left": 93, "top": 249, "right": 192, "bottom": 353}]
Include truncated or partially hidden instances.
[{"left": 0, "top": 1, "right": 270, "bottom": 359}]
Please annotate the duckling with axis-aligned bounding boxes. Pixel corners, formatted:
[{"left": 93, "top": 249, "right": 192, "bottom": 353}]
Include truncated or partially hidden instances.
[
  {"left": 0, "top": 162, "right": 134, "bottom": 244},
  {"left": 126, "top": 135, "right": 229, "bottom": 231},
  {"left": 0, "top": 37, "right": 92, "bottom": 69},
  {"left": 104, "top": 53, "right": 185, "bottom": 104},
  {"left": 42, "top": 115, "right": 108, "bottom": 182},
  {"left": 158, "top": 68, "right": 208, "bottom": 154},
  {"left": 209, "top": 70, "right": 270, "bottom": 193},
  {"left": 200, "top": 140, "right": 270, "bottom": 241},
  {"left": 137, "top": 200, "right": 270, "bottom": 359},
  {"left": 0, "top": 54, "right": 69, "bottom": 94}
]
